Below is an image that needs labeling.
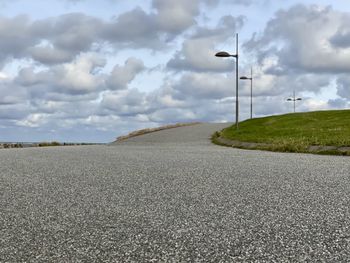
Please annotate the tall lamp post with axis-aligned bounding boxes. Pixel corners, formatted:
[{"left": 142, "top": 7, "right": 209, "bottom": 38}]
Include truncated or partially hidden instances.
[
  {"left": 240, "top": 67, "right": 253, "bottom": 119},
  {"left": 287, "top": 90, "right": 302, "bottom": 113},
  {"left": 215, "top": 33, "right": 239, "bottom": 129}
]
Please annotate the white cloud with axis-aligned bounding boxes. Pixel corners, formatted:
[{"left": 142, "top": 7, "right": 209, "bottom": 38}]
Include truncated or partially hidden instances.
[
  {"left": 101, "top": 89, "right": 150, "bottom": 116},
  {"left": 55, "top": 55, "right": 105, "bottom": 93},
  {"left": 167, "top": 15, "right": 245, "bottom": 72},
  {"left": 0, "top": 72, "right": 8, "bottom": 79},
  {"left": 302, "top": 99, "right": 329, "bottom": 112},
  {"left": 149, "top": 108, "right": 198, "bottom": 123},
  {"left": 245, "top": 4, "right": 350, "bottom": 74},
  {"left": 16, "top": 113, "right": 49, "bottom": 128},
  {"left": 107, "top": 58, "right": 145, "bottom": 90},
  {"left": 15, "top": 54, "right": 106, "bottom": 95},
  {"left": 153, "top": 0, "right": 200, "bottom": 33},
  {"left": 173, "top": 72, "right": 235, "bottom": 99},
  {"left": 29, "top": 45, "right": 74, "bottom": 65},
  {"left": 336, "top": 75, "right": 350, "bottom": 99},
  {"left": 0, "top": 1, "right": 214, "bottom": 66}
]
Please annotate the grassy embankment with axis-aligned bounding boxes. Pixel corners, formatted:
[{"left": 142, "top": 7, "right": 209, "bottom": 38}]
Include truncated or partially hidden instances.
[
  {"left": 212, "top": 110, "right": 350, "bottom": 155},
  {"left": 116, "top": 122, "right": 201, "bottom": 142}
]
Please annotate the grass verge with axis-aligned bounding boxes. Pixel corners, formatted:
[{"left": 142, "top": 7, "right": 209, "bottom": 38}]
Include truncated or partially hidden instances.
[{"left": 213, "top": 110, "right": 350, "bottom": 156}]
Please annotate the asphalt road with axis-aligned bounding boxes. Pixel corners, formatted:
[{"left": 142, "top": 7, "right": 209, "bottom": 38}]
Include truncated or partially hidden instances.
[{"left": 1, "top": 123, "right": 350, "bottom": 262}]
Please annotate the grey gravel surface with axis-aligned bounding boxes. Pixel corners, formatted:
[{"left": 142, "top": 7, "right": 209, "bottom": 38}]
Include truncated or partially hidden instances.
[{"left": 1, "top": 123, "right": 350, "bottom": 262}]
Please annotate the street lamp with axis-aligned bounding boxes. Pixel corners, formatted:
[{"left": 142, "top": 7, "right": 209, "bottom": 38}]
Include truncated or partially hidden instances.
[
  {"left": 240, "top": 67, "right": 253, "bottom": 119},
  {"left": 215, "top": 33, "right": 239, "bottom": 129},
  {"left": 287, "top": 90, "right": 302, "bottom": 113}
]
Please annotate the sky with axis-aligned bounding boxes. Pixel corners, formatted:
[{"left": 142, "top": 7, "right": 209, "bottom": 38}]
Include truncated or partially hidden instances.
[{"left": 0, "top": 0, "right": 350, "bottom": 143}]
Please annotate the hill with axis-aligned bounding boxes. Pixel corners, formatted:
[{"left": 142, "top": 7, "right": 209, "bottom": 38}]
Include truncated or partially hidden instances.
[{"left": 213, "top": 110, "right": 350, "bottom": 155}]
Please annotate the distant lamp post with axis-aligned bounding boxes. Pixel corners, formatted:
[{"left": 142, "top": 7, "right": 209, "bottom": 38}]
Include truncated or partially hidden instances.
[
  {"left": 287, "top": 90, "right": 302, "bottom": 113},
  {"left": 215, "top": 33, "right": 239, "bottom": 129},
  {"left": 240, "top": 67, "right": 253, "bottom": 119}
]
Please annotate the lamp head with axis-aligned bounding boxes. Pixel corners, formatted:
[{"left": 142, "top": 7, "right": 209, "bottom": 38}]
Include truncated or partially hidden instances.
[{"left": 215, "top": 51, "right": 237, "bottom": 58}]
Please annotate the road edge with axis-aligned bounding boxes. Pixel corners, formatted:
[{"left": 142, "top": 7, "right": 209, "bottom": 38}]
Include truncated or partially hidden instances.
[{"left": 211, "top": 131, "right": 350, "bottom": 156}]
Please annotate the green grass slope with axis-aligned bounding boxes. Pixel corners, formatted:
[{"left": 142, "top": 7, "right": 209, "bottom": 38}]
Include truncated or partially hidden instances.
[{"left": 215, "top": 110, "right": 350, "bottom": 155}]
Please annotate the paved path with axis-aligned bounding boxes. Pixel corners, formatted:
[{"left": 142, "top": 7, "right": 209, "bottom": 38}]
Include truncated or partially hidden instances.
[{"left": 1, "top": 123, "right": 350, "bottom": 262}]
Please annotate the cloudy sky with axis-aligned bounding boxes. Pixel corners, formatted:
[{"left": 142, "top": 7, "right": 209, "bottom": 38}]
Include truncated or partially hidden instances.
[{"left": 0, "top": 0, "right": 349, "bottom": 142}]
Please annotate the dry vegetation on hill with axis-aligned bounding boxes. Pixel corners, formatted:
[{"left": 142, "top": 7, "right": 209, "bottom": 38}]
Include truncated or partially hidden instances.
[{"left": 116, "top": 122, "right": 201, "bottom": 142}]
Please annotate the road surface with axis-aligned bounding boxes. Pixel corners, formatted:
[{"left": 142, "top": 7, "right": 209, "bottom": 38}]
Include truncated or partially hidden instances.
[{"left": 1, "top": 123, "right": 350, "bottom": 262}]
